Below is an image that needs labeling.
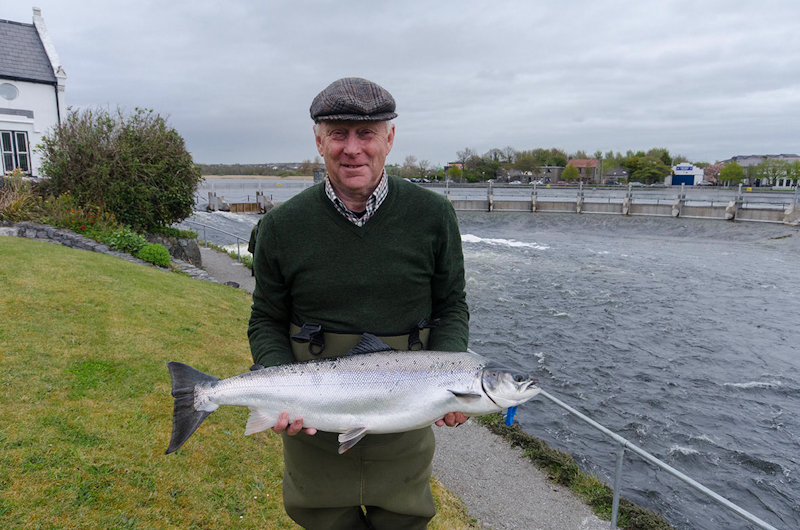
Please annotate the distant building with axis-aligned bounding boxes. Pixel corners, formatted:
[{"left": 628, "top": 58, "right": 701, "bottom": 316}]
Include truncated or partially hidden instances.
[
  {"left": 604, "top": 168, "right": 628, "bottom": 184},
  {"left": 532, "top": 165, "right": 564, "bottom": 183},
  {"left": 566, "top": 159, "right": 599, "bottom": 183},
  {"left": 670, "top": 163, "right": 705, "bottom": 186},
  {"left": 0, "top": 8, "right": 66, "bottom": 176},
  {"left": 725, "top": 154, "right": 800, "bottom": 187}
]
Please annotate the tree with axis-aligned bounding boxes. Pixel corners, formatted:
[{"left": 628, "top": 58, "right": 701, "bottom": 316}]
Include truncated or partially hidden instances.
[
  {"left": 719, "top": 161, "right": 745, "bottom": 186},
  {"left": 703, "top": 162, "right": 724, "bottom": 183},
  {"left": 402, "top": 155, "right": 419, "bottom": 178},
  {"left": 573, "top": 150, "right": 588, "bottom": 160},
  {"left": 629, "top": 157, "right": 670, "bottom": 184},
  {"left": 647, "top": 148, "right": 673, "bottom": 167},
  {"left": 755, "top": 158, "right": 788, "bottom": 185},
  {"left": 484, "top": 148, "right": 503, "bottom": 163},
  {"left": 298, "top": 159, "right": 313, "bottom": 175},
  {"left": 456, "top": 148, "right": 477, "bottom": 169},
  {"left": 418, "top": 159, "right": 432, "bottom": 178},
  {"left": 786, "top": 161, "right": 800, "bottom": 184},
  {"left": 514, "top": 155, "right": 539, "bottom": 174},
  {"left": 561, "top": 165, "right": 579, "bottom": 181},
  {"left": 502, "top": 146, "right": 517, "bottom": 164},
  {"left": 39, "top": 107, "right": 202, "bottom": 232},
  {"left": 446, "top": 165, "right": 462, "bottom": 182}
]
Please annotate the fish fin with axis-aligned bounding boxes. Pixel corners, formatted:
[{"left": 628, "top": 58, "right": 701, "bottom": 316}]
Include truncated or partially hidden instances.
[
  {"left": 338, "top": 426, "right": 369, "bottom": 454},
  {"left": 165, "top": 362, "right": 220, "bottom": 454},
  {"left": 245, "top": 408, "right": 276, "bottom": 435},
  {"left": 346, "top": 333, "right": 394, "bottom": 356},
  {"left": 448, "top": 389, "right": 483, "bottom": 401}
]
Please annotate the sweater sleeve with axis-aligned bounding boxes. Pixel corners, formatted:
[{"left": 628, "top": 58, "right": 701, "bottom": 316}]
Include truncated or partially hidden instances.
[
  {"left": 247, "top": 214, "right": 296, "bottom": 367},
  {"left": 427, "top": 201, "right": 470, "bottom": 352}
]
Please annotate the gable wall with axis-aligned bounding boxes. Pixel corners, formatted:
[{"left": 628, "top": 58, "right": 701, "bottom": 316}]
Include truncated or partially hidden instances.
[{"left": 0, "top": 79, "right": 59, "bottom": 176}]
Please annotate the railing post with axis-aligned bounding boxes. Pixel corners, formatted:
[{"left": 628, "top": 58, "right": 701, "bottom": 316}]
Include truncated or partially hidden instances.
[{"left": 610, "top": 445, "right": 625, "bottom": 529}]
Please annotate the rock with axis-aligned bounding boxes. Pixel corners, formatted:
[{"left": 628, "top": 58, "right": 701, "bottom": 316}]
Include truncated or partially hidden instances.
[{"left": 146, "top": 234, "right": 202, "bottom": 267}]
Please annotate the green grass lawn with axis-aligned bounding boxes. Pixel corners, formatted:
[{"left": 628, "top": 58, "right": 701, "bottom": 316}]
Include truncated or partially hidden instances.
[{"left": 0, "top": 237, "right": 473, "bottom": 529}]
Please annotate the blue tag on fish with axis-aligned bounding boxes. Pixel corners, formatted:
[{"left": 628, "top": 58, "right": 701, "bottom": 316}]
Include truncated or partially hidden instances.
[{"left": 505, "top": 406, "right": 518, "bottom": 426}]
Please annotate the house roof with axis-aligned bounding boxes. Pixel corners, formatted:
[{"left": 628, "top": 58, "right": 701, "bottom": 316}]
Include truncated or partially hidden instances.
[
  {"left": 0, "top": 19, "right": 57, "bottom": 84},
  {"left": 728, "top": 154, "right": 800, "bottom": 167},
  {"left": 605, "top": 168, "right": 628, "bottom": 176},
  {"left": 567, "top": 158, "right": 598, "bottom": 168}
]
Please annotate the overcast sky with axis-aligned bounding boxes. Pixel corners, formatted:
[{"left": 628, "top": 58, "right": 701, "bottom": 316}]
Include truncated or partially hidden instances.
[{"left": 4, "top": 0, "right": 800, "bottom": 166}]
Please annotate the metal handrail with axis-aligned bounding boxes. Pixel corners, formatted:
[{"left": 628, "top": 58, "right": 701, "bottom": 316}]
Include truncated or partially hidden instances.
[
  {"left": 537, "top": 389, "right": 779, "bottom": 530},
  {"left": 177, "top": 220, "right": 248, "bottom": 261}
]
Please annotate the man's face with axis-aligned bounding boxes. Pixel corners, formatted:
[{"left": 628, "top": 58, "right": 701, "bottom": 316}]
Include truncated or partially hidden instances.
[{"left": 315, "top": 121, "right": 395, "bottom": 198}]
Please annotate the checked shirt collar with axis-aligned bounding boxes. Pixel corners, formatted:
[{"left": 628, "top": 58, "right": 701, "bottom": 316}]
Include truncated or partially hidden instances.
[{"left": 324, "top": 170, "right": 388, "bottom": 227}]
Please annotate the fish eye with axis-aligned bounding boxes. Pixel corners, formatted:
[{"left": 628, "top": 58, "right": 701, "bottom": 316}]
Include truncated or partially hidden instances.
[{"left": 513, "top": 374, "right": 525, "bottom": 382}]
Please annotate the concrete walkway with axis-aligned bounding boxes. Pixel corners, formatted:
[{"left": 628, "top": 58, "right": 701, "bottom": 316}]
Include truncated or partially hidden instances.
[{"left": 197, "top": 246, "right": 606, "bottom": 530}]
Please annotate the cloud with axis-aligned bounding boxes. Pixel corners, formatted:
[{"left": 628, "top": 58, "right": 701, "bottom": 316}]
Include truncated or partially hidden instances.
[{"left": 4, "top": 0, "right": 799, "bottom": 164}]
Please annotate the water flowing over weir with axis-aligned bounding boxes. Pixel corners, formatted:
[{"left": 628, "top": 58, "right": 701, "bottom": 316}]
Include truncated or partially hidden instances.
[{"left": 179, "top": 208, "right": 800, "bottom": 530}]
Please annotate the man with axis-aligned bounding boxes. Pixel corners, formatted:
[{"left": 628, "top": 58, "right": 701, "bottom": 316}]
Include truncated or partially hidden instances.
[{"left": 248, "top": 77, "right": 469, "bottom": 529}]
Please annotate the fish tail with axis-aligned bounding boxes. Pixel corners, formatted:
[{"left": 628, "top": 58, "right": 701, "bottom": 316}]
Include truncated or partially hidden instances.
[{"left": 165, "top": 362, "right": 220, "bottom": 454}]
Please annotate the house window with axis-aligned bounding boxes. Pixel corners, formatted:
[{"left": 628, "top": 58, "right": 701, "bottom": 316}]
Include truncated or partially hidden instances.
[
  {"left": 1, "top": 131, "right": 30, "bottom": 174},
  {"left": 0, "top": 83, "right": 19, "bottom": 101}
]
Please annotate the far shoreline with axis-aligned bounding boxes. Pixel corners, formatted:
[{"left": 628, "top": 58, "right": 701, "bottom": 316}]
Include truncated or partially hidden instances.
[{"left": 202, "top": 174, "right": 314, "bottom": 181}]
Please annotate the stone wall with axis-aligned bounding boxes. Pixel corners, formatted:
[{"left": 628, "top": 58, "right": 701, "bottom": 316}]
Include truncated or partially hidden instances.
[
  {"left": 145, "top": 234, "right": 202, "bottom": 266},
  {"left": 0, "top": 221, "right": 218, "bottom": 283}
]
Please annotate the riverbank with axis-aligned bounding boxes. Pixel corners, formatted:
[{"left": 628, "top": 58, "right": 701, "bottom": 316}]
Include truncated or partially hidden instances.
[{"left": 0, "top": 226, "right": 669, "bottom": 528}]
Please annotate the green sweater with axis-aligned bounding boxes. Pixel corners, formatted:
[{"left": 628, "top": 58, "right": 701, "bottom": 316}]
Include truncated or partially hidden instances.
[{"left": 248, "top": 176, "right": 469, "bottom": 367}]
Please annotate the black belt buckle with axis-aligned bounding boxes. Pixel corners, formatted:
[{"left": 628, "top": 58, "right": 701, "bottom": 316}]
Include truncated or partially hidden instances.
[
  {"left": 291, "top": 323, "right": 325, "bottom": 355},
  {"left": 407, "top": 318, "right": 440, "bottom": 350}
]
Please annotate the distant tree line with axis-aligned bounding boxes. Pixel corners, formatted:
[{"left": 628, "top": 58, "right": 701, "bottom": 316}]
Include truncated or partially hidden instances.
[
  {"left": 199, "top": 157, "right": 322, "bottom": 177},
  {"left": 396, "top": 146, "right": 700, "bottom": 184}
]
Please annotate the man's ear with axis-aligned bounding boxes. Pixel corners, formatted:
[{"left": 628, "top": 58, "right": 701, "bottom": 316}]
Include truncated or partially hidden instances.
[
  {"left": 386, "top": 123, "right": 395, "bottom": 153},
  {"left": 314, "top": 124, "right": 324, "bottom": 156}
]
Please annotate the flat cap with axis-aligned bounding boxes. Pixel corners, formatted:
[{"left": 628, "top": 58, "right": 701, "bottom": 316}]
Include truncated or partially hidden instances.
[{"left": 310, "top": 77, "right": 397, "bottom": 122}]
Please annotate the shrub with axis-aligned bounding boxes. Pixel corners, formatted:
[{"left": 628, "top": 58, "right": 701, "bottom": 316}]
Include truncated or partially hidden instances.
[
  {"left": 0, "top": 169, "right": 38, "bottom": 221},
  {"left": 136, "top": 243, "right": 171, "bottom": 267},
  {"left": 105, "top": 227, "right": 148, "bottom": 254},
  {"left": 38, "top": 192, "right": 119, "bottom": 239},
  {"left": 38, "top": 107, "right": 203, "bottom": 233},
  {"left": 149, "top": 225, "right": 198, "bottom": 240}
]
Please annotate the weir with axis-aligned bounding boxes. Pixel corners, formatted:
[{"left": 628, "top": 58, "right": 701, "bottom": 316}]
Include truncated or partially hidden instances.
[{"left": 444, "top": 182, "right": 799, "bottom": 225}]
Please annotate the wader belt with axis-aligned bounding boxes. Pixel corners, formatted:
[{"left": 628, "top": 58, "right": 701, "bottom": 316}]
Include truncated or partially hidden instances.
[{"left": 289, "top": 320, "right": 436, "bottom": 362}]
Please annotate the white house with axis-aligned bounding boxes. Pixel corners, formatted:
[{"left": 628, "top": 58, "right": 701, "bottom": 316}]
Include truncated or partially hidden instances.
[
  {"left": 0, "top": 8, "right": 66, "bottom": 177},
  {"left": 669, "top": 163, "right": 705, "bottom": 186}
]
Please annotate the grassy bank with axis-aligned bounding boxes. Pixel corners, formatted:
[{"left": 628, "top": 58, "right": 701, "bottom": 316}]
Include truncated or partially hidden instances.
[{"left": 0, "top": 238, "right": 473, "bottom": 529}]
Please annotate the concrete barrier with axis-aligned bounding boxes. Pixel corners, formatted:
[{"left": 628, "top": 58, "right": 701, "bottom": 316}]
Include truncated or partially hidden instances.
[
  {"left": 449, "top": 198, "right": 792, "bottom": 224},
  {"left": 736, "top": 208, "right": 785, "bottom": 223}
]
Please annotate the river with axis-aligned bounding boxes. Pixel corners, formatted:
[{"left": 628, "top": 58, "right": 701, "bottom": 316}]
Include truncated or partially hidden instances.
[{"left": 180, "top": 188, "right": 799, "bottom": 529}]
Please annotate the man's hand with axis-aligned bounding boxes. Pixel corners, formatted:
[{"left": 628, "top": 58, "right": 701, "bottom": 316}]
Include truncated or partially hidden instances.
[
  {"left": 272, "top": 411, "right": 317, "bottom": 436},
  {"left": 436, "top": 412, "right": 468, "bottom": 427}
]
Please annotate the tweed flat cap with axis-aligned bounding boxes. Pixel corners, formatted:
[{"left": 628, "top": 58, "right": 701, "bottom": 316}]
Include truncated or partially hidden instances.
[{"left": 310, "top": 77, "right": 397, "bottom": 122}]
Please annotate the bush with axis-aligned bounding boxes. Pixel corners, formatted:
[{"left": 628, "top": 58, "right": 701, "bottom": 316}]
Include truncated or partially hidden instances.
[
  {"left": 136, "top": 243, "right": 171, "bottom": 267},
  {"left": 38, "top": 107, "right": 203, "bottom": 233},
  {"left": 0, "top": 169, "right": 38, "bottom": 221},
  {"left": 105, "top": 227, "right": 148, "bottom": 254},
  {"left": 149, "top": 225, "right": 197, "bottom": 240},
  {"left": 38, "top": 192, "right": 119, "bottom": 239}
]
